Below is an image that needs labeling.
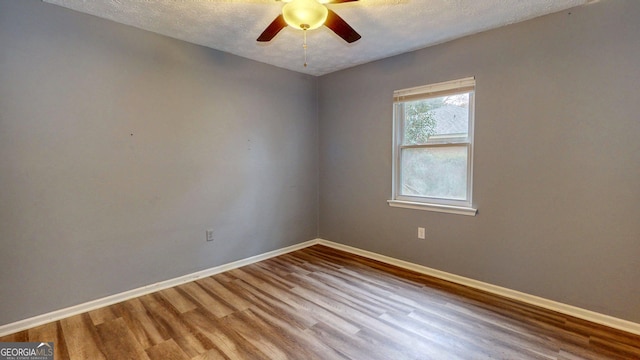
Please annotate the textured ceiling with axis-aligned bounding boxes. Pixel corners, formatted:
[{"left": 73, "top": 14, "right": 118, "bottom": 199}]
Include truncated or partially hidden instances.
[{"left": 43, "top": 0, "right": 590, "bottom": 76}]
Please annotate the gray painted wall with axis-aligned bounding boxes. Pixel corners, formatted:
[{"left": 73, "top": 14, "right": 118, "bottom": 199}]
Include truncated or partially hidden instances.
[
  {"left": 0, "top": 0, "right": 318, "bottom": 325},
  {"left": 318, "top": 0, "right": 640, "bottom": 322}
]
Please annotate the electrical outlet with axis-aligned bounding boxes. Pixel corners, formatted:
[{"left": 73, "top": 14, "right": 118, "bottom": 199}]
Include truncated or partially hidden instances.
[
  {"left": 206, "top": 229, "right": 214, "bottom": 242},
  {"left": 418, "top": 227, "right": 426, "bottom": 239}
]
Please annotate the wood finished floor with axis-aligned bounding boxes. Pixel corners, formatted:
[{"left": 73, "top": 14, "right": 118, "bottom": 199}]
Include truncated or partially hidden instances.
[{"left": 2, "top": 245, "right": 639, "bottom": 359}]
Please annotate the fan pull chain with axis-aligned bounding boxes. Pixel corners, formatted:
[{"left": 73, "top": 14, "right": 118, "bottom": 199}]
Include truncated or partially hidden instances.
[{"left": 303, "top": 30, "right": 308, "bottom": 67}]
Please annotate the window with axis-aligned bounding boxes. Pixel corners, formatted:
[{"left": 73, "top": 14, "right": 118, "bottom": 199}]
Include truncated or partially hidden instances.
[{"left": 389, "top": 77, "right": 477, "bottom": 216}]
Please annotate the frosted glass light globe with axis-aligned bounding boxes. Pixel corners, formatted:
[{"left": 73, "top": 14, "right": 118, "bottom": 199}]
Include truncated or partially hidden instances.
[{"left": 282, "top": 0, "right": 328, "bottom": 30}]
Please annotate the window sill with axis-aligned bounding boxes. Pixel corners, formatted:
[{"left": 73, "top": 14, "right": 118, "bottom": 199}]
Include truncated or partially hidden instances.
[{"left": 387, "top": 200, "right": 477, "bottom": 216}]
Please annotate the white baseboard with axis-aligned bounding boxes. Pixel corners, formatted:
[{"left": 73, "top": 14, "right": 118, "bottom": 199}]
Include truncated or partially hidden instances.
[
  {"left": 316, "top": 239, "right": 640, "bottom": 336},
  {"left": 0, "top": 239, "right": 319, "bottom": 337},
  {"left": 2, "top": 238, "right": 638, "bottom": 338}
]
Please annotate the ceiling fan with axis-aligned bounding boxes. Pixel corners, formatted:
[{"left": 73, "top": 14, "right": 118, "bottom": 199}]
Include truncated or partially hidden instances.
[{"left": 257, "top": 0, "right": 361, "bottom": 44}]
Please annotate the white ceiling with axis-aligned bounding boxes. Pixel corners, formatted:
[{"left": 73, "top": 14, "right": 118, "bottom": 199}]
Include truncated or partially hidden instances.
[{"left": 43, "top": 0, "right": 590, "bottom": 76}]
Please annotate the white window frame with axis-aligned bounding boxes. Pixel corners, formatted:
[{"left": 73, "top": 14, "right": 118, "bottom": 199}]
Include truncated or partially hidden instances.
[{"left": 388, "top": 77, "right": 477, "bottom": 216}]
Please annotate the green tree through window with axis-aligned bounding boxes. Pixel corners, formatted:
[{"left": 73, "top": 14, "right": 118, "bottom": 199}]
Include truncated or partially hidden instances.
[{"left": 404, "top": 101, "right": 437, "bottom": 144}]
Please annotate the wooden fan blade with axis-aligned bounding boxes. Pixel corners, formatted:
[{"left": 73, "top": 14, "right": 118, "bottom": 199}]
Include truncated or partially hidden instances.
[
  {"left": 325, "top": 9, "right": 361, "bottom": 43},
  {"left": 257, "top": 14, "right": 287, "bottom": 42}
]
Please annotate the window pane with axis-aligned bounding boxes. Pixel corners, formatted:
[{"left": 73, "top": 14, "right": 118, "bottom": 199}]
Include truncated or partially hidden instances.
[
  {"left": 400, "top": 146, "right": 468, "bottom": 200},
  {"left": 402, "top": 93, "right": 470, "bottom": 145}
]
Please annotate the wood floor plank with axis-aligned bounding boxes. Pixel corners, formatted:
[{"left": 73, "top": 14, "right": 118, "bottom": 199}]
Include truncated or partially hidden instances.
[
  {"left": 231, "top": 267, "right": 361, "bottom": 335},
  {"left": 427, "top": 300, "right": 560, "bottom": 354},
  {"left": 96, "top": 317, "right": 150, "bottom": 360},
  {"left": 245, "top": 306, "right": 345, "bottom": 360},
  {"left": 217, "top": 311, "right": 289, "bottom": 360},
  {"left": 391, "top": 309, "right": 551, "bottom": 360},
  {"left": 0, "top": 330, "right": 28, "bottom": 342},
  {"left": 138, "top": 293, "right": 194, "bottom": 340},
  {"left": 3, "top": 244, "right": 639, "bottom": 359},
  {"left": 196, "top": 276, "right": 252, "bottom": 312},
  {"left": 145, "top": 339, "right": 190, "bottom": 360},
  {"left": 173, "top": 333, "right": 211, "bottom": 359},
  {"left": 565, "top": 317, "right": 640, "bottom": 349},
  {"left": 180, "top": 308, "right": 269, "bottom": 359},
  {"left": 209, "top": 271, "right": 234, "bottom": 283},
  {"left": 158, "top": 287, "right": 198, "bottom": 314},
  {"left": 59, "top": 313, "right": 107, "bottom": 360},
  {"left": 88, "top": 306, "right": 118, "bottom": 326},
  {"left": 250, "top": 261, "right": 300, "bottom": 287},
  {"left": 287, "top": 271, "right": 387, "bottom": 318},
  {"left": 27, "top": 321, "right": 70, "bottom": 360},
  {"left": 231, "top": 278, "right": 318, "bottom": 330},
  {"left": 306, "top": 321, "right": 394, "bottom": 360},
  {"left": 114, "top": 298, "right": 167, "bottom": 349},
  {"left": 407, "top": 307, "right": 551, "bottom": 358},
  {"left": 179, "top": 282, "right": 234, "bottom": 318},
  {"left": 190, "top": 348, "right": 226, "bottom": 360},
  {"left": 589, "top": 335, "right": 640, "bottom": 359},
  {"left": 310, "top": 269, "right": 417, "bottom": 314}
]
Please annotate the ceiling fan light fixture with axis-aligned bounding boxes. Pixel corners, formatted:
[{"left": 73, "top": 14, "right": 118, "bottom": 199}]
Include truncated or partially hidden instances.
[{"left": 282, "top": 0, "right": 328, "bottom": 30}]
